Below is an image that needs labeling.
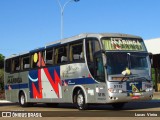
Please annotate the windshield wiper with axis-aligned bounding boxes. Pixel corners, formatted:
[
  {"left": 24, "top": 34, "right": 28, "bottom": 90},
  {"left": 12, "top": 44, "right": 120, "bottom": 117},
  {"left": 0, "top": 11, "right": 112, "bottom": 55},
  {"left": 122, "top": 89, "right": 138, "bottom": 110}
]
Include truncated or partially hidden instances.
[{"left": 121, "top": 76, "right": 129, "bottom": 82}]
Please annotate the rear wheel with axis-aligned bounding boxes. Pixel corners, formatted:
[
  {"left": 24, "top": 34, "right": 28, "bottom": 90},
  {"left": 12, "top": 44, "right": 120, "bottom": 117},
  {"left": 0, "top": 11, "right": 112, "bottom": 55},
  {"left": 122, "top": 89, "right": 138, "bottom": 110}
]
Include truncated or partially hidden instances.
[
  {"left": 19, "top": 92, "right": 29, "bottom": 107},
  {"left": 112, "top": 103, "right": 125, "bottom": 109},
  {"left": 76, "top": 90, "right": 88, "bottom": 110}
]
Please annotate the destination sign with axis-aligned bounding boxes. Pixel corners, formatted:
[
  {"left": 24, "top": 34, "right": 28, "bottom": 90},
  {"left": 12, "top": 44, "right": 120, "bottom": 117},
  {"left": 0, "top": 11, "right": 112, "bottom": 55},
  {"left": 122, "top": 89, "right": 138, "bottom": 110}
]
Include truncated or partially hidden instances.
[{"left": 102, "top": 38, "right": 146, "bottom": 51}]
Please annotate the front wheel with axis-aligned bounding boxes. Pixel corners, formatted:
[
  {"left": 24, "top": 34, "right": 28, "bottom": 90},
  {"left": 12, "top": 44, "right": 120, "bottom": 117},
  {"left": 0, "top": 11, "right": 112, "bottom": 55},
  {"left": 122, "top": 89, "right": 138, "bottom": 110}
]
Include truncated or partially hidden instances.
[{"left": 76, "top": 90, "right": 88, "bottom": 110}]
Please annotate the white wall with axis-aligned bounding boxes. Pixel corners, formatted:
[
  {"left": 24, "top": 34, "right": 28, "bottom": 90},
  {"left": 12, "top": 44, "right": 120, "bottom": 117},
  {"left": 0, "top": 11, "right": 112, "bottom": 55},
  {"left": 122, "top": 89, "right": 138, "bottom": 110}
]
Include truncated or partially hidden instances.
[{"left": 144, "top": 38, "right": 160, "bottom": 54}]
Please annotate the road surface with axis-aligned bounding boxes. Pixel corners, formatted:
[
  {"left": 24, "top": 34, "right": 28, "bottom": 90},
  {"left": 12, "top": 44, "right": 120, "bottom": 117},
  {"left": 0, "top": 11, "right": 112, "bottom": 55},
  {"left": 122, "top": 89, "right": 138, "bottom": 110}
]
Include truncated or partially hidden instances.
[{"left": 0, "top": 100, "right": 160, "bottom": 120}]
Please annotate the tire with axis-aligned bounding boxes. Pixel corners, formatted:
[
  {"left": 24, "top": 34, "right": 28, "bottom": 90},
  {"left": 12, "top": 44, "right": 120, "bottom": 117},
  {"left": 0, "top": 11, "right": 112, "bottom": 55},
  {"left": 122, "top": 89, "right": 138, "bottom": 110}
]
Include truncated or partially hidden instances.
[
  {"left": 112, "top": 103, "right": 125, "bottom": 109},
  {"left": 76, "top": 90, "right": 88, "bottom": 110},
  {"left": 19, "top": 92, "right": 29, "bottom": 107}
]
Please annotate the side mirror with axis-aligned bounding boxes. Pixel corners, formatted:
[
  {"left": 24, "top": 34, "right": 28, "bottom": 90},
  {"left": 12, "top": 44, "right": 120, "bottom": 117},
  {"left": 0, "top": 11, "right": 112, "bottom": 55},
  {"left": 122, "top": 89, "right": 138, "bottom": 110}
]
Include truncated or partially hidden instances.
[{"left": 148, "top": 52, "right": 153, "bottom": 65}]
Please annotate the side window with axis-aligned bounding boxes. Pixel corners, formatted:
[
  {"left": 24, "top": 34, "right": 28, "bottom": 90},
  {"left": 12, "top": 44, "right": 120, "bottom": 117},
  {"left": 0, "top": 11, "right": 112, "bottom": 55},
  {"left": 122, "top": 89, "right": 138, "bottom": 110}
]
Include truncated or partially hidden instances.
[
  {"left": 86, "top": 38, "right": 101, "bottom": 78},
  {"left": 22, "top": 55, "right": 30, "bottom": 70},
  {"left": 54, "top": 45, "right": 68, "bottom": 64},
  {"left": 5, "top": 59, "right": 12, "bottom": 73},
  {"left": 86, "top": 39, "right": 100, "bottom": 62},
  {"left": 12, "top": 57, "right": 20, "bottom": 72},
  {"left": 46, "top": 48, "right": 54, "bottom": 65},
  {"left": 31, "top": 51, "right": 45, "bottom": 68},
  {"left": 70, "top": 41, "right": 84, "bottom": 62}
]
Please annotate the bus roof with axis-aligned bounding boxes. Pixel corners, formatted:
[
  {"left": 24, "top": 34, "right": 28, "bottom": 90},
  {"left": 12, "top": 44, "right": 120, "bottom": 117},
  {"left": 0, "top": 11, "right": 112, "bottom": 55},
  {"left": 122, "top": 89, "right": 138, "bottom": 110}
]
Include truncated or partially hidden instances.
[
  {"left": 5, "top": 33, "right": 142, "bottom": 59},
  {"left": 46, "top": 33, "right": 142, "bottom": 48}
]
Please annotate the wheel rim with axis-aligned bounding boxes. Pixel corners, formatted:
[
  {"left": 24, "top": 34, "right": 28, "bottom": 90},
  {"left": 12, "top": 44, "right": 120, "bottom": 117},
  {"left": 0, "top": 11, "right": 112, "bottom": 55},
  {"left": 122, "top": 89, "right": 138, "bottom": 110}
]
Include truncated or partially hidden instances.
[
  {"left": 77, "top": 94, "right": 83, "bottom": 107},
  {"left": 20, "top": 95, "right": 25, "bottom": 105}
]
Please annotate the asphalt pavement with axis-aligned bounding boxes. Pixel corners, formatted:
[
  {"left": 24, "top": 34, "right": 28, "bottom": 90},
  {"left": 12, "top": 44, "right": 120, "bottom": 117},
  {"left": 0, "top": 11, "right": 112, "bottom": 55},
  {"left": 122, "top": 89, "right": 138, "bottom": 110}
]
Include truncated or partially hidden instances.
[{"left": 153, "top": 92, "right": 160, "bottom": 100}]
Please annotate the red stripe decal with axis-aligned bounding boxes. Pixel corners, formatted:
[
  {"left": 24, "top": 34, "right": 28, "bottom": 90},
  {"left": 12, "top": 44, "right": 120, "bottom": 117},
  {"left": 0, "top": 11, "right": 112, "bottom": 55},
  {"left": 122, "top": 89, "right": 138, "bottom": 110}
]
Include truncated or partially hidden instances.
[{"left": 43, "top": 68, "right": 61, "bottom": 98}]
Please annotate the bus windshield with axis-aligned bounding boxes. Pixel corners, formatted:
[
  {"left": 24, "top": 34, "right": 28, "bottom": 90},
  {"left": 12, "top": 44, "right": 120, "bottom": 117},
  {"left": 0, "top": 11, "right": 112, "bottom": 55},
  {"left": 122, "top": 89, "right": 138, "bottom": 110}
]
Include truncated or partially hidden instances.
[{"left": 106, "top": 52, "right": 148, "bottom": 75}]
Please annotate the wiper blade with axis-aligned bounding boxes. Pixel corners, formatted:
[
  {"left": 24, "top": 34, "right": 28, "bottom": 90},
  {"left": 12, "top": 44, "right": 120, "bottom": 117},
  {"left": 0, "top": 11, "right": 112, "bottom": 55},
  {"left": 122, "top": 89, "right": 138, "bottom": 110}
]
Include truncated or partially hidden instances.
[{"left": 120, "top": 76, "right": 129, "bottom": 82}]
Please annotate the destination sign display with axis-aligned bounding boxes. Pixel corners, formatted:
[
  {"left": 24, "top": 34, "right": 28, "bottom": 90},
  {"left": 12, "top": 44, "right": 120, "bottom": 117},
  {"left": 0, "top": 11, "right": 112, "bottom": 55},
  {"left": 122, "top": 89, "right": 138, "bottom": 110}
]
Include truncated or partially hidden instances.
[{"left": 102, "top": 38, "right": 146, "bottom": 51}]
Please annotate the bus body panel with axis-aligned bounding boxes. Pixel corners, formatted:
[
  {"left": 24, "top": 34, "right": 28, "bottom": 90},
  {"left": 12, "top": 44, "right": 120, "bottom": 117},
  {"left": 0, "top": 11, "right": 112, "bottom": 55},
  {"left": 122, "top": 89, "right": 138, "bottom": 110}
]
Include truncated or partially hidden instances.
[{"left": 5, "top": 62, "right": 103, "bottom": 104}]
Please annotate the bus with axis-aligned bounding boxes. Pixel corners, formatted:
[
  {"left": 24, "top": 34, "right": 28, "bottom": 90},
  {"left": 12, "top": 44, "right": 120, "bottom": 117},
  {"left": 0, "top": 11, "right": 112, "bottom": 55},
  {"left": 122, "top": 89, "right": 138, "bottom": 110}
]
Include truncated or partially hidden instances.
[{"left": 4, "top": 33, "right": 153, "bottom": 110}]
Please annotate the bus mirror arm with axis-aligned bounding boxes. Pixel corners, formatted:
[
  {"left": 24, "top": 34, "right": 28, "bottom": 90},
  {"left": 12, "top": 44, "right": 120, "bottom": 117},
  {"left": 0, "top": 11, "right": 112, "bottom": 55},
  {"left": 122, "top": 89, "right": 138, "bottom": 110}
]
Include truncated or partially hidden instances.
[
  {"left": 102, "top": 53, "right": 107, "bottom": 67},
  {"left": 100, "top": 49, "right": 107, "bottom": 66}
]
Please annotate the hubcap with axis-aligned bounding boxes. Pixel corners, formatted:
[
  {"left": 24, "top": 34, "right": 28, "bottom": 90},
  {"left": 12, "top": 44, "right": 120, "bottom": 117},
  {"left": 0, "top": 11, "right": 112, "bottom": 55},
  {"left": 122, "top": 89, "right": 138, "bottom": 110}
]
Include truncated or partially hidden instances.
[
  {"left": 77, "top": 94, "right": 83, "bottom": 106},
  {"left": 21, "top": 95, "right": 25, "bottom": 105}
]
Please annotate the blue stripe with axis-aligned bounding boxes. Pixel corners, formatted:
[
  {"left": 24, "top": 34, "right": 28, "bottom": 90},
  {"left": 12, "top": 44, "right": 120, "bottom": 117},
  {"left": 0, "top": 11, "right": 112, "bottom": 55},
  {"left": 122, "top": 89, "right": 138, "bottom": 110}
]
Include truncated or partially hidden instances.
[
  {"left": 30, "top": 47, "right": 45, "bottom": 53},
  {"left": 46, "top": 43, "right": 61, "bottom": 49},
  {"left": 63, "top": 78, "right": 97, "bottom": 86},
  {"left": 5, "top": 83, "right": 28, "bottom": 90}
]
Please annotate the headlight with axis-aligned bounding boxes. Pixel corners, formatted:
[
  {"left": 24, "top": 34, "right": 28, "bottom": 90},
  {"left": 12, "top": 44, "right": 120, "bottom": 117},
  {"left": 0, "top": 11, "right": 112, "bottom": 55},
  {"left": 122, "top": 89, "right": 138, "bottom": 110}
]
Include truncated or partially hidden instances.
[
  {"left": 149, "top": 88, "right": 153, "bottom": 91},
  {"left": 146, "top": 88, "right": 150, "bottom": 92},
  {"left": 108, "top": 88, "right": 123, "bottom": 93},
  {"left": 145, "top": 88, "right": 153, "bottom": 92},
  {"left": 119, "top": 89, "right": 123, "bottom": 93}
]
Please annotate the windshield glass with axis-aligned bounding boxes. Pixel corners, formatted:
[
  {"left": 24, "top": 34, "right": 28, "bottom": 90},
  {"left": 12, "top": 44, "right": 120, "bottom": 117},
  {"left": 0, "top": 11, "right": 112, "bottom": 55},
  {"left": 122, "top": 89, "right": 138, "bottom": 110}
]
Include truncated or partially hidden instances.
[
  {"left": 130, "top": 54, "right": 148, "bottom": 69},
  {"left": 106, "top": 52, "right": 148, "bottom": 75},
  {"left": 102, "top": 37, "right": 146, "bottom": 51}
]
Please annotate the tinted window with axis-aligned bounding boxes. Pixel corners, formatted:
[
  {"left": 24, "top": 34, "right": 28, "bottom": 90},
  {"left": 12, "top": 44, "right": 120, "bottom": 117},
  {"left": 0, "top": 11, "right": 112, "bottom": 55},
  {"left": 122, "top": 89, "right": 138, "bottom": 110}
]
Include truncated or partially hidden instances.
[
  {"left": 85, "top": 38, "right": 101, "bottom": 79},
  {"left": 54, "top": 45, "right": 68, "bottom": 64},
  {"left": 5, "top": 59, "right": 11, "bottom": 73},
  {"left": 46, "top": 49, "right": 54, "bottom": 65},
  {"left": 12, "top": 57, "right": 20, "bottom": 72},
  {"left": 130, "top": 55, "right": 148, "bottom": 69},
  {"left": 22, "top": 55, "right": 30, "bottom": 69},
  {"left": 70, "top": 41, "right": 84, "bottom": 62}
]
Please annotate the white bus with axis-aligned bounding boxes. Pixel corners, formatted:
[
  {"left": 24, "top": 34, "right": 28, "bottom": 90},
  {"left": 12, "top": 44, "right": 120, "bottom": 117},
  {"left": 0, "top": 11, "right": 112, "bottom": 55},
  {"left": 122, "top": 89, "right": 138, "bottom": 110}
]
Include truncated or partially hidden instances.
[{"left": 4, "top": 33, "right": 153, "bottom": 110}]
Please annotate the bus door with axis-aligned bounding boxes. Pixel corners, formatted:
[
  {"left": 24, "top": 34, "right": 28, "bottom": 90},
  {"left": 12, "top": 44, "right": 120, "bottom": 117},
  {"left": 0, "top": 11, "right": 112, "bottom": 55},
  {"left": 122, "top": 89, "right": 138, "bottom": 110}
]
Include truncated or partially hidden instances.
[{"left": 94, "top": 52, "right": 107, "bottom": 103}]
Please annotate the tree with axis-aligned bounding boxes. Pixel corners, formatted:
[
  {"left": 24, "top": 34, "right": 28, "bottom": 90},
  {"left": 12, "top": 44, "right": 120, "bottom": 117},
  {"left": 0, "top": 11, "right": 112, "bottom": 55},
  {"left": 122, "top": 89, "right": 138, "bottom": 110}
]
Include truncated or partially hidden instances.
[
  {"left": 0, "top": 54, "right": 4, "bottom": 69},
  {"left": 0, "top": 69, "right": 4, "bottom": 90},
  {"left": 0, "top": 54, "right": 4, "bottom": 90}
]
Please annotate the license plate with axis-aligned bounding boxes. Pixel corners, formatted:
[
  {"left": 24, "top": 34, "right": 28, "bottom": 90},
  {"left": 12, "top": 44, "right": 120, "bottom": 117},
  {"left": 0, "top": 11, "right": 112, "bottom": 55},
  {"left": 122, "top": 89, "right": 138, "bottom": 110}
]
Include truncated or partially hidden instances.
[
  {"left": 131, "top": 96, "right": 140, "bottom": 99},
  {"left": 133, "top": 93, "right": 142, "bottom": 96}
]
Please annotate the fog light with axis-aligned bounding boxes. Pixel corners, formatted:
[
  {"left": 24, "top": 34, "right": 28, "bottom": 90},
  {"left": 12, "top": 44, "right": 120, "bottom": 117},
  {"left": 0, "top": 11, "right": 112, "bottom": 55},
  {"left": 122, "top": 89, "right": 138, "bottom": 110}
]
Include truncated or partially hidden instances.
[
  {"left": 113, "top": 89, "right": 117, "bottom": 93},
  {"left": 108, "top": 88, "right": 123, "bottom": 93},
  {"left": 146, "top": 88, "right": 150, "bottom": 92},
  {"left": 119, "top": 89, "right": 123, "bottom": 93}
]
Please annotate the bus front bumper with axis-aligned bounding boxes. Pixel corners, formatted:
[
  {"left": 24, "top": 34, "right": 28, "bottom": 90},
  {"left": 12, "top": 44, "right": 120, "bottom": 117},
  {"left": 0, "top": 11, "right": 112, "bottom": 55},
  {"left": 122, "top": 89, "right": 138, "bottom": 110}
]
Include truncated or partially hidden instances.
[{"left": 107, "top": 91, "right": 153, "bottom": 103}]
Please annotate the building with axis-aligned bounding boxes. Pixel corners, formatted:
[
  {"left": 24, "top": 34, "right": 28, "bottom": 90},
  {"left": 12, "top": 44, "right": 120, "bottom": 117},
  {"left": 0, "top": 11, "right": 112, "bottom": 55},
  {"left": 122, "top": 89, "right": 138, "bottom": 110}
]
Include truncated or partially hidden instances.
[{"left": 144, "top": 38, "right": 160, "bottom": 91}]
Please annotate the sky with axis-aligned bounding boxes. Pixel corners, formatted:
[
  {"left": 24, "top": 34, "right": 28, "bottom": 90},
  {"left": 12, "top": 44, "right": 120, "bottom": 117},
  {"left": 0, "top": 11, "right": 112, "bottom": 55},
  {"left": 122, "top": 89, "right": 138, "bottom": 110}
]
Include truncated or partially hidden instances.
[{"left": 0, "top": 0, "right": 160, "bottom": 57}]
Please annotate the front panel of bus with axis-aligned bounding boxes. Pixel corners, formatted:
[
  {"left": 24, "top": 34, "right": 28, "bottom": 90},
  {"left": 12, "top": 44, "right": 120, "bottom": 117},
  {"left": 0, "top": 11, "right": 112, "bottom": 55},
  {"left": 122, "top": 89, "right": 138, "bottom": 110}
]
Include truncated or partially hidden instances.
[{"left": 100, "top": 37, "right": 153, "bottom": 103}]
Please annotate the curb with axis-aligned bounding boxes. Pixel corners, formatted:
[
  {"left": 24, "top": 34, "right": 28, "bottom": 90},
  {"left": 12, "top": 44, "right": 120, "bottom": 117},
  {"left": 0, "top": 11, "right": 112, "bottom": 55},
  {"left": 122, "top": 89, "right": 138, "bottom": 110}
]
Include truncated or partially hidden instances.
[{"left": 0, "top": 100, "right": 12, "bottom": 103}]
